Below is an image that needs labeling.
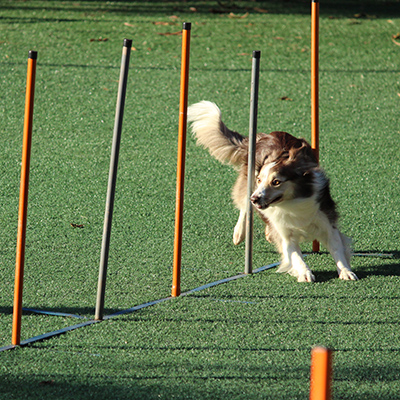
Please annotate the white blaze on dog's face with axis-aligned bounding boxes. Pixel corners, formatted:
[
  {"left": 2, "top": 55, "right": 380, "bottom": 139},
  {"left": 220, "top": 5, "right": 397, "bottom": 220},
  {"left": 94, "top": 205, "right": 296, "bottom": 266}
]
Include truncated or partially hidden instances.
[{"left": 251, "top": 162, "right": 295, "bottom": 210}]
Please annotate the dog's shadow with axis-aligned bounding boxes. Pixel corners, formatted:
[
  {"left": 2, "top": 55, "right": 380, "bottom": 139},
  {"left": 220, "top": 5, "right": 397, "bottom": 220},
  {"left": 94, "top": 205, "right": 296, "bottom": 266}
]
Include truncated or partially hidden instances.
[{"left": 314, "top": 251, "right": 400, "bottom": 282}]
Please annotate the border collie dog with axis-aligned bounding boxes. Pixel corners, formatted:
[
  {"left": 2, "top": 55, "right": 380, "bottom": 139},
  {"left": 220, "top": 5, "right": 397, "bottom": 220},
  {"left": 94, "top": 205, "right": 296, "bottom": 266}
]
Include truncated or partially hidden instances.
[{"left": 188, "top": 101, "right": 358, "bottom": 282}]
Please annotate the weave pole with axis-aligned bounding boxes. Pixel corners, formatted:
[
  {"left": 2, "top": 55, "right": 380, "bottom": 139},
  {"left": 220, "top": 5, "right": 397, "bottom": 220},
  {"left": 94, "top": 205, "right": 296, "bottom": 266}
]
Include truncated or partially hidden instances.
[
  {"left": 245, "top": 51, "right": 261, "bottom": 275},
  {"left": 310, "top": 346, "right": 333, "bottom": 400},
  {"left": 95, "top": 39, "right": 132, "bottom": 320},
  {"left": 311, "top": 0, "right": 320, "bottom": 252},
  {"left": 12, "top": 50, "right": 38, "bottom": 346},
  {"left": 171, "top": 22, "right": 191, "bottom": 297}
]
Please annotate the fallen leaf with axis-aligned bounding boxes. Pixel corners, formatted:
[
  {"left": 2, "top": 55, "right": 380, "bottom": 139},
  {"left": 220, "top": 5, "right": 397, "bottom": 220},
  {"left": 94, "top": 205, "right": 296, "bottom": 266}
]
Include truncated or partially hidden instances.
[
  {"left": 131, "top": 46, "right": 137, "bottom": 51},
  {"left": 280, "top": 96, "right": 293, "bottom": 101},
  {"left": 237, "top": 53, "right": 251, "bottom": 56},
  {"left": 228, "top": 12, "right": 249, "bottom": 19},
  {"left": 397, "top": 93, "right": 400, "bottom": 97},
  {"left": 153, "top": 21, "right": 176, "bottom": 26},
  {"left": 353, "top": 13, "right": 376, "bottom": 19},
  {"left": 274, "top": 37, "right": 285, "bottom": 41},
  {"left": 39, "top": 380, "right": 55, "bottom": 386},
  {"left": 169, "top": 15, "right": 179, "bottom": 20},
  {"left": 124, "top": 22, "right": 135, "bottom": 27},
  {"left": 190, "top": 7, "right": 197, "bottom": 12},
  {"left": 254, "top": 7, "right": 268, "bottom": 13},
  {"left": 157, "top": 31, "right": 182, "bottom": 36},
  {"left": 71, "top": 223, "right": 84, "bottom": 228},
  {"left": 90, "top": 37, "right": 108, "bottom": 42},
  {"left": 392, "top": 33, "right": 400, "bottom": 46}
]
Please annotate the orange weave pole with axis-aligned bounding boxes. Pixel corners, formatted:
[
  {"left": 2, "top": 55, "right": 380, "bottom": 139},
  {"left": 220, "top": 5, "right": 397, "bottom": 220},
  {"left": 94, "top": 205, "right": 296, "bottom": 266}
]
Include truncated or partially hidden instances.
[
  {"left": 172, "top": 23, "right": 191, "bottom": 297},
  {"left": 310, "top": 346, "right": 333, "bottom": 400},
  {"left": 311, "top": 0, "right": 320, "bottom": 253},
  {"left": 12, "top": 51, "right": 37, "bottom": 345}
]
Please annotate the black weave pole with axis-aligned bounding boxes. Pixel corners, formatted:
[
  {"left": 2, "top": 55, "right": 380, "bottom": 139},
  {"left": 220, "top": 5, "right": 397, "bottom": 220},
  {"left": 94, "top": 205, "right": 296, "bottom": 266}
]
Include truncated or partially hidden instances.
[
  {"left": 245, "top": 50, "right": 261, "bottom": 275},
  {"left": 95, "top": 39, "right": 132, "bottom": 321}
]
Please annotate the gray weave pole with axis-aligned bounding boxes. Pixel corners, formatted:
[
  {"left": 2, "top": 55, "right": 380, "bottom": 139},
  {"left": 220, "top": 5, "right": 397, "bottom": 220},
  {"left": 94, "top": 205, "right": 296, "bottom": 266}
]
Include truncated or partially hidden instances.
[
  {"left": 95, "top": 39, "right": 132, "bottom": 321},
  {"left": 245, "top": 51, "right": 261, "bottom": 275}
]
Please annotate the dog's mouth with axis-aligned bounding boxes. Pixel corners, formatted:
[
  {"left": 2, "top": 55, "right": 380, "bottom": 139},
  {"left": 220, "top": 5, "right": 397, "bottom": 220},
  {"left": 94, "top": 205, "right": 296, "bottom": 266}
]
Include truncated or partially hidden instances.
[{"left": 252, "top": 196, "right": 283, "bottom": 210}]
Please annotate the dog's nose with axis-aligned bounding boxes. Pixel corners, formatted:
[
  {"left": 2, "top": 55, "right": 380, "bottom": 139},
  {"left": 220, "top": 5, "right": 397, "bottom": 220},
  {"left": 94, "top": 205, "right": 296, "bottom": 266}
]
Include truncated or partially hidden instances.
[{"left": 250, "top": 194, "right": 259, "bottom": 204}]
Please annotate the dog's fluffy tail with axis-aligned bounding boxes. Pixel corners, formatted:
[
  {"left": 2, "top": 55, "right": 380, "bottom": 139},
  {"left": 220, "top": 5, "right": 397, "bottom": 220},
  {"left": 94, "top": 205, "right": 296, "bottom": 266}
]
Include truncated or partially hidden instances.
[{"left": 187, "top": 101, "right": 248, "bottom": 166}]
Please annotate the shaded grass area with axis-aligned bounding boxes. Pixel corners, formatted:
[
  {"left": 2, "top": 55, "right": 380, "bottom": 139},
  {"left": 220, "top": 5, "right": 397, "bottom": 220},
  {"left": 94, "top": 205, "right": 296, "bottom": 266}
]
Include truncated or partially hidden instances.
[
  {"left": 1, "top": 1, "right": 400, "bottom": 399},
  {"left": 2, "top": 265, "right": 400, "bottom": 399}
]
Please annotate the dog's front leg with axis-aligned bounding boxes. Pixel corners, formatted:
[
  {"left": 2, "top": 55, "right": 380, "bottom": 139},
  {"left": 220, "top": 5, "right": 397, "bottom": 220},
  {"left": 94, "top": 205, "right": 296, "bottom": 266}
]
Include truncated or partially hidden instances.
[
  {"left": 325, "top": 229, "right": 358, "bottom": 281},
  {"left": 233, "top": 209, "right": 246, "bottom": 245},
  {"left": 280, "top": 240, "right": 315, "bottom": 282}
]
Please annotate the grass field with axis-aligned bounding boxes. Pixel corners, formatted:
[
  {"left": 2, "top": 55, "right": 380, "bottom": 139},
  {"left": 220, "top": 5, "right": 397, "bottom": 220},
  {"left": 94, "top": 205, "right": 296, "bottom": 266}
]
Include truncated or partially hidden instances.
[{"left": 1, "top": 1, "right": 400, "bottom": 399}]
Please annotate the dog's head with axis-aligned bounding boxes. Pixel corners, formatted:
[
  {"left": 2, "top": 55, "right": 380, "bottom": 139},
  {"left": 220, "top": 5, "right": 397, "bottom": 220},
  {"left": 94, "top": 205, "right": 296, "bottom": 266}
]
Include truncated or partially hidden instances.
[{"left": 251, "top": 132, "right": 318, "bottom": 210}]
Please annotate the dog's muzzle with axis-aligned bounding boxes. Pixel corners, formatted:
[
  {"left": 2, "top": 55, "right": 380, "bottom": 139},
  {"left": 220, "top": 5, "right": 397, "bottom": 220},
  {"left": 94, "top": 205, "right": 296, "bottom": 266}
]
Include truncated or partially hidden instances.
[{"left": 251, "top": 194, "right": 282, "bottom": 209}]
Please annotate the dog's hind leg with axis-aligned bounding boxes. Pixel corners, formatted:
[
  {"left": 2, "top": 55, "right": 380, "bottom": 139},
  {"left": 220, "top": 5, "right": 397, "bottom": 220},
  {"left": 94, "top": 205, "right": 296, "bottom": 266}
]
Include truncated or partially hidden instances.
[
  {"left": 324, "top": 229, "right": 358, "bottom": 281},
  {"left": 233, "top": 208, "right": 246, "bottom": 245}
]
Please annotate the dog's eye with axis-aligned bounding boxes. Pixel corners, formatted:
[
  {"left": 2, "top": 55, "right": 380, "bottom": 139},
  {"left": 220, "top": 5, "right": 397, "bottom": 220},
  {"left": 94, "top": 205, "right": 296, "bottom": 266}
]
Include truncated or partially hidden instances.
[
  {"left": 272, "top": 179, "right": 281, "bottom": 186},
  {"left": 256, "top": 177, "right": 261, "bottom": 184}
]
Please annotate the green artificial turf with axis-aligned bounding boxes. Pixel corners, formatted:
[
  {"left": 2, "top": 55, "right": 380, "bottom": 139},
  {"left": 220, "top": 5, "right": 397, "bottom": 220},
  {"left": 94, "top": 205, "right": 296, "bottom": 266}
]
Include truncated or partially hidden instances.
[{"left": 1, "top": 1, "right": 400, "bottom": 399}]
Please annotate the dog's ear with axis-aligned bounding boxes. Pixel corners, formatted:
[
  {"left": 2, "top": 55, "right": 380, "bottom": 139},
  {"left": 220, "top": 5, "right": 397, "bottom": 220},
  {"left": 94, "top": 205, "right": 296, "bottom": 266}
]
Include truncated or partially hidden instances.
[
  {"left": 254, "top": 134, "right": 277, "bottom": 170},
  {"left": 280, "top": 155, "right": 317, "bottom": 180},
  {"left": 288, "top": 140, "right": 318, "bottom": 165}
]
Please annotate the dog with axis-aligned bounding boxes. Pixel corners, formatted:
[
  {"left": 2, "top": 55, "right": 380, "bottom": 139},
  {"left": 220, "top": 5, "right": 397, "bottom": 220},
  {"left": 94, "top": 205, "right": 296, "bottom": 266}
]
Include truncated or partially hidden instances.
[{"left": 187, "top": 101, "right": 358, "bottom": 282}]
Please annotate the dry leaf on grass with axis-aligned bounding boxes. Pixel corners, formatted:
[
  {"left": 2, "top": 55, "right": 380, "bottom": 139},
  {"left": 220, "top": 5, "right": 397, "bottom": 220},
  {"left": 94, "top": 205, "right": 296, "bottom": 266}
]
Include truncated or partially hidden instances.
[
  {"left": 71, "top": 223, "right": 84, "bottom": 228},
  {"left": 228, "top": 12, "right": 249, "bottom": 19},
  {"left": 157, "top": 31, "right": 182, "bottom": 36},
  {"left": 90, "top": 37, "right": 108, "bottom": 42},
  {"left": 39, "top": 380, "right": 55, "bottom": 385},
  {"left": 153, "top": 21, "right": 176, "bottom": 26},
  {"left": 254, "top": 7, "right": 268, "bottom": 13},
  {"left": 124, "top": 22, "right": 134, "bottom": 27},
  {"left": 280, "top": 96, "right": 293, "bottom": 101},
  {"left": 354, "top": 13, "right": 376, "bottom": 19},
  {"left": 392, "top": 33, "right": 400, "bottom": 46}
]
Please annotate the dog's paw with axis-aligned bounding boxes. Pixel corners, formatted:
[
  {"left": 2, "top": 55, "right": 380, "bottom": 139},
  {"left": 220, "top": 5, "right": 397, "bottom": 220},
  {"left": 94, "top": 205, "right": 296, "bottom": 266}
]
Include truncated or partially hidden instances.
[
  {"left": 233, "top": 226, "right": 245, "bottom": 245},
  {"left": 297, "top": 270, "right": 315, "bottom": 283},
  {"left": 339, "top": 269, "right": 358, "bottom": 281}
]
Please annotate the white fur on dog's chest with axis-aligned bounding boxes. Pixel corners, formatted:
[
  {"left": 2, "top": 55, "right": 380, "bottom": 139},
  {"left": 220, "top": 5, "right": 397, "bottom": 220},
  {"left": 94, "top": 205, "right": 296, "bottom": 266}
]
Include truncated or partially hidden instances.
[{"left": 261, "top": 196, "right": 328, "bottom": 243}]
